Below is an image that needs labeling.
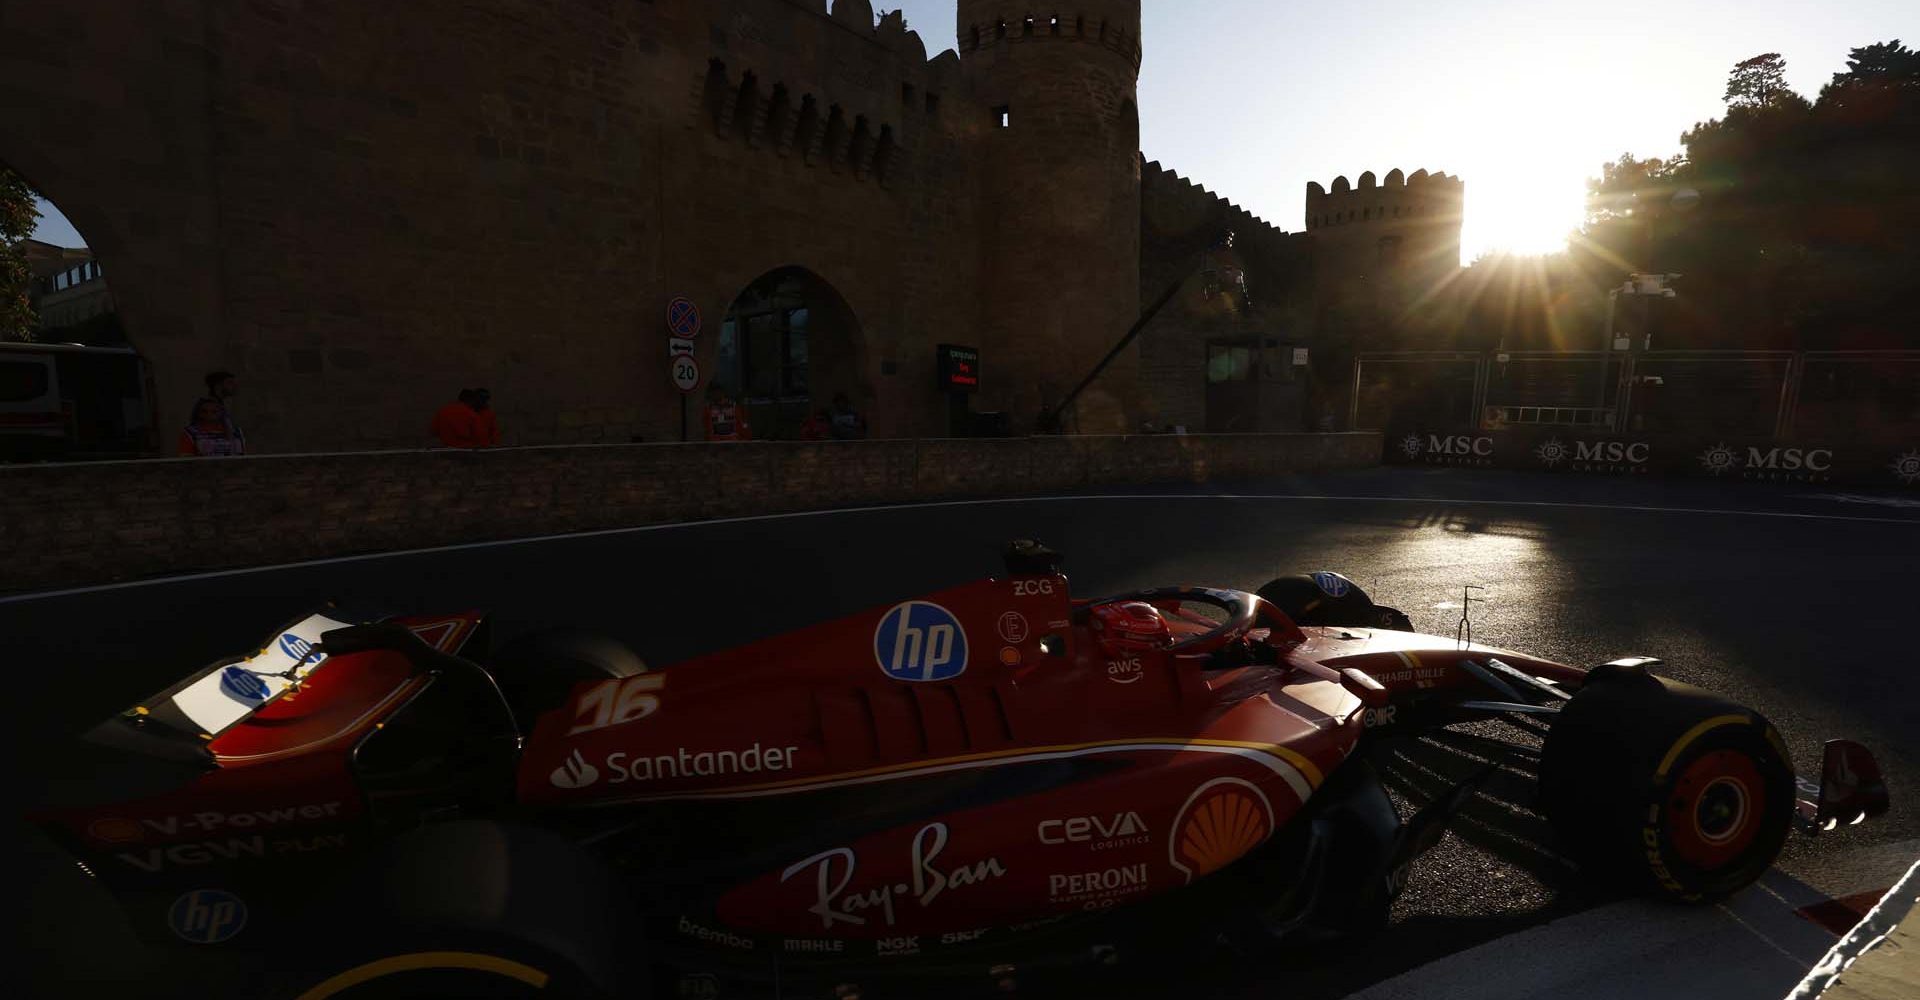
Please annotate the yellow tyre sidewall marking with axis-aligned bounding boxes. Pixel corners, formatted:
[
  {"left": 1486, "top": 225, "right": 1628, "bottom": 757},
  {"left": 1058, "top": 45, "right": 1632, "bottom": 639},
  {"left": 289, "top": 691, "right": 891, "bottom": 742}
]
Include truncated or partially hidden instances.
[{"left": 295, "top": 951, "right": 550, "bottom": 1000}]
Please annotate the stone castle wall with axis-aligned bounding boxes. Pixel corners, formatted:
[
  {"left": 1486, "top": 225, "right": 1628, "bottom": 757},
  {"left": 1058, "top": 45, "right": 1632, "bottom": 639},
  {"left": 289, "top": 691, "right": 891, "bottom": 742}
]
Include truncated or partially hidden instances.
[
  {"left": 0, "top": 0, "right": 998, "bottom": 451},
  {"left": 0, "top": 432, "right": 1382, "bottom": 593},
  {"left": 0, "top": 1, "right": 1461, "bottom": 452}
]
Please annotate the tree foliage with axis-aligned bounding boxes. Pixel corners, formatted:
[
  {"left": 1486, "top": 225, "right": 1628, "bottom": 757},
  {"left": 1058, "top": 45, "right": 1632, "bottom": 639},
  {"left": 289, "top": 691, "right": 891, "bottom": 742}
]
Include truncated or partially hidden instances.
[
  {"left": 1, "top": 163, "right": 42, "bottom": 341},
  {"left": 1724, "top": 53, "right": 1803, "bottom": 111},
  {"left": 1557, "top": 41, "right": 1920, "bottom": 352}
]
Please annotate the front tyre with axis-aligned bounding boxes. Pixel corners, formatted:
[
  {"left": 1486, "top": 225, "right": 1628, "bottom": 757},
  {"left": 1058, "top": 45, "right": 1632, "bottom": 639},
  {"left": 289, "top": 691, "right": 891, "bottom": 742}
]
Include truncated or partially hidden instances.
[{"left": 1539, "top": 662, "right": 1795, "bottom": 902}]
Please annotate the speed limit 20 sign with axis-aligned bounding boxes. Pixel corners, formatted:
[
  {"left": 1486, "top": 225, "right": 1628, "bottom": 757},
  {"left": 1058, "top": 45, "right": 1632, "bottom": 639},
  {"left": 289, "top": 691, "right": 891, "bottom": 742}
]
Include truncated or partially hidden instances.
[{"left": 670, "top": 355, "right": 701, "bottom": 392}]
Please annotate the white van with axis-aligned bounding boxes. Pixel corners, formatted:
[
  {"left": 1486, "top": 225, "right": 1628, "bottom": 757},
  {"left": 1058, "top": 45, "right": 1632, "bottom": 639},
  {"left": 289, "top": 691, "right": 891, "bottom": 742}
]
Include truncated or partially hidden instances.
[{"left": 0, "top": 342, "right": 154, "bottom": 461}]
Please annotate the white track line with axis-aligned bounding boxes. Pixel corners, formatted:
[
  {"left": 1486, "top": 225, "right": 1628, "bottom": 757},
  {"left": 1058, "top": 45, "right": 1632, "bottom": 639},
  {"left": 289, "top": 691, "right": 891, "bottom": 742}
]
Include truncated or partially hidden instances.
[{"left": 4, "top": 491, "right": 1915, "bottom": 605}]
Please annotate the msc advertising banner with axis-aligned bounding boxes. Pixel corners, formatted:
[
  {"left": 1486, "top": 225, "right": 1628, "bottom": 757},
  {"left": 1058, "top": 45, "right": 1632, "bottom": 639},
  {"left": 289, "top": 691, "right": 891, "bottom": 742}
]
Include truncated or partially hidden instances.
[{"left": 1385, "top": 427, "right": 1920, "bottom": 489}]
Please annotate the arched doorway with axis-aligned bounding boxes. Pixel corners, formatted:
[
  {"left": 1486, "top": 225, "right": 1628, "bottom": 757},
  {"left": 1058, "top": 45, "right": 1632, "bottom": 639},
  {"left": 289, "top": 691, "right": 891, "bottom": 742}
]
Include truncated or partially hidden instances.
[
  {"left": 2, "top": 164, "right": 154, "bottom": 460},
  {"left": 715, "top": 267, "right": 867, "bottom": 440}
]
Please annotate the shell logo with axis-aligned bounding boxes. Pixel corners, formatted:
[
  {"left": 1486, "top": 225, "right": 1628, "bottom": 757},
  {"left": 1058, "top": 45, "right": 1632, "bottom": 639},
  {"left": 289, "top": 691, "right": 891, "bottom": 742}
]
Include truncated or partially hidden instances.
[
  {"left": 1168, "top": 777, "right": 1275, "bottom": 884},
  {"left": 88, "top": 817, "right": 145, "bottom": 843}
]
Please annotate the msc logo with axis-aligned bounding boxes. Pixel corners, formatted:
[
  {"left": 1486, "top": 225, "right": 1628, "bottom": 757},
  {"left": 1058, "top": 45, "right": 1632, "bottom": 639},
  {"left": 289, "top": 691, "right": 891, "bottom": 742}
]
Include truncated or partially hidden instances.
[
  {"left": 1577, "top": 440, "right": 1651, "bottom": 464},
  {"left": 167, "top": 889, "right": 247, "bottom": 944},
  {"left": 875, "top": 602, "right": 968, "bottom": 682},
  {"left": 1747, "top": 446, "right": 1832, "bottom": 472},
  {"left": 1699, "top": 444, "right": 1834, "bottom": 476},
  {"left": 1893, "top": 449, "right": 1920, "bottom": 485},
  {"left": 1540, "top": 439, "right": 1651, "bottom": 468},
  {"left": 1401, "top": 433, "right": 1494, "bottom": 461}
]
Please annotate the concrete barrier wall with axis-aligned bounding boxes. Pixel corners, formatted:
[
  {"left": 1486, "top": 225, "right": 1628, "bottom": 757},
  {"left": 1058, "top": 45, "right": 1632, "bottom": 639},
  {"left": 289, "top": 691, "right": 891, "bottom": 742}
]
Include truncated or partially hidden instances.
[{"left": 0, "top": 433, "right": 1380, "bottom": 593}]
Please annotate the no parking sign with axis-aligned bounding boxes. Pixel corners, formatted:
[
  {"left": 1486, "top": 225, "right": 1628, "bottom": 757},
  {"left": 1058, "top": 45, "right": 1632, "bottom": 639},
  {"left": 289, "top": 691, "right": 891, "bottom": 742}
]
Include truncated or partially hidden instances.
[
  {"left": 666, "top": 296, "right": 702, "bottom": 392},
  {"left": 667, "top": 297, "right": 702, "bottom": 339}
]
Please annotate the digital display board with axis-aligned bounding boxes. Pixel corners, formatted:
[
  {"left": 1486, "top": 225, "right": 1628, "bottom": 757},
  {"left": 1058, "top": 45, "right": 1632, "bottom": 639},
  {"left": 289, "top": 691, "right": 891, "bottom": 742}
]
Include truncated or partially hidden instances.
[{"left": 937, "top": 344, "right": 980, "bottom": 392}]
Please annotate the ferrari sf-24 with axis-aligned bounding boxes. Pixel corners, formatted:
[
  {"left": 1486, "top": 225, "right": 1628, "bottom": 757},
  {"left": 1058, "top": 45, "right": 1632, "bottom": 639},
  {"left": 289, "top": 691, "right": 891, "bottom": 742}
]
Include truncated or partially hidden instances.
[{"left": 36, "top": 541, "right": 1887, "bottom": 998}]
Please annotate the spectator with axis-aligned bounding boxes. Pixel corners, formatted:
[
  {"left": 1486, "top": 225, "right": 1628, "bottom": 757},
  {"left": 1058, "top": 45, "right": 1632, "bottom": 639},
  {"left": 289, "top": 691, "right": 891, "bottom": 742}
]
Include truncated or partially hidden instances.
[
  {"left": 432, "top": 388, "right": 502, "bottom": 448},
  {"left": 798, "top": 408, "right": 831, "bottom": 441},
  {"left": 470, "top": 388, "right": 501, "bottom": 446},
  {"left": 178, "top": 397, "right": 245, "bottom": 456},
  {"left": 203, "top": 370, "right": 245, "bottom": 450},
  {"left": 704, "top": 385, "right": 751, "bottom": 442},
  {"left": 829, "top": 392, "right": 868, "bottom": 440}
]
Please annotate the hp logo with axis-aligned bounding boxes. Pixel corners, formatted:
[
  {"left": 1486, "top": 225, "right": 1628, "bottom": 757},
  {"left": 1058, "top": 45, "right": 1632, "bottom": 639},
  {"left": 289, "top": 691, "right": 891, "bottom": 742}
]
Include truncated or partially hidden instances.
[
  {"left": 874, "top": 602, "right": 969, "bottom": 682},
  {"left": 277, "top": 632, "right": 325, "bottom": 669},
  {"left": 1310, "top": 572, "right": 1351, "bottom": 598},
  {"left": 218, "top": 665, "right": 271, "bottom": 704},
  {"left": 168, "top": 889, "right": 248, "bottom": 944}
]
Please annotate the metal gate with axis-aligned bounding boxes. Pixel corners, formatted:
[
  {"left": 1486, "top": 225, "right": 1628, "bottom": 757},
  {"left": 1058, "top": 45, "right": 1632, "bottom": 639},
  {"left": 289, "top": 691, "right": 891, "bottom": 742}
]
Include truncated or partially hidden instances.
[{"left": 1350, "top": 349, "right": 1914, "bottom": 440}]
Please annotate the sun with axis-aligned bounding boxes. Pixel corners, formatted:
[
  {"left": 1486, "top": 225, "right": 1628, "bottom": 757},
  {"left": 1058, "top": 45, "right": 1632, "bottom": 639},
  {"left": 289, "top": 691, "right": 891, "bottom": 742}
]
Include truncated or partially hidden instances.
[{"left": 1461, "top": 169, "right": 1586, "bottom": 261}]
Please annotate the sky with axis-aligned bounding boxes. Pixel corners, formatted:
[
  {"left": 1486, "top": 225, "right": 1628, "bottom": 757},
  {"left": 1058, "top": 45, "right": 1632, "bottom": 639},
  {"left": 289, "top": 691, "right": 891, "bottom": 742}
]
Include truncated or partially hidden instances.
[{"left": 31, "top": 1, "right": 1914, "bottom": 261}]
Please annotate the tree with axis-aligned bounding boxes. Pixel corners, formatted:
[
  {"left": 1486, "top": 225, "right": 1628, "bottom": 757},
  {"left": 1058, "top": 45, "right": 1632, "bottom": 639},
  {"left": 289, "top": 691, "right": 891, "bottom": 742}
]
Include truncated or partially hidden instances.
[
  {"left": 1, "top": 164, "right": 42, "bottom": 341},
  {"left": 1724, "top": 53, "right": 1803, "bottom": 111}
]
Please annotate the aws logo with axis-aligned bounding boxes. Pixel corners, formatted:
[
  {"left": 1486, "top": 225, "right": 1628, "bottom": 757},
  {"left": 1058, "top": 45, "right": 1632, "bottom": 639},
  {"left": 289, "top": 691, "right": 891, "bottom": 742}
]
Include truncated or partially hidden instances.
[{"left": 1169, "top": 777, "right": 1274, "bottom": 884}]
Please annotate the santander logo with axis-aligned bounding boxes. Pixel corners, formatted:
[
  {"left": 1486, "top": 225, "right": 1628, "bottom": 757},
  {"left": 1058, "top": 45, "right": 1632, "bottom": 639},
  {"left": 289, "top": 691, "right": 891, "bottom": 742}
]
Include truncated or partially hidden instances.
[{"left": 550, "top": 750, "right": 600, "bottom": 789}]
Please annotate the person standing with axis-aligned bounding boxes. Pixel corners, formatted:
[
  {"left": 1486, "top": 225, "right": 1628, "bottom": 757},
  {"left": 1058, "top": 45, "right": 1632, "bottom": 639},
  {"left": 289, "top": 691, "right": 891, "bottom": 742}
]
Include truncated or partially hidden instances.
[
  {"left": 798, "top": 407, "right": 831, "bottom": 441},
  {"left": 203, "top": 370, "right": 245, "bottom": 451},
  {"left": 704, "top": 385, "right": 752, "bottom": 442},
  {"left": 829, "top": 392, "right": 867, "bottom": 440},
  {"left": 470, "top": 387, "right": 501, "bottom": 447},
  {"left": 432, "top": 388, "right": 501, "bottom": 448},
  {"left": 178, "top": 397, "right": 245, "bottom": 456}
]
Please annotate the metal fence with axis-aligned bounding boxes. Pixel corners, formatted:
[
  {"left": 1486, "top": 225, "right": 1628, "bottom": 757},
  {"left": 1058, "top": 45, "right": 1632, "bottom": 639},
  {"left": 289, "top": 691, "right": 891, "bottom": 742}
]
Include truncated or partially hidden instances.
[{"left": 1351, "top": 349, "right": 1920, "bottom": 441}]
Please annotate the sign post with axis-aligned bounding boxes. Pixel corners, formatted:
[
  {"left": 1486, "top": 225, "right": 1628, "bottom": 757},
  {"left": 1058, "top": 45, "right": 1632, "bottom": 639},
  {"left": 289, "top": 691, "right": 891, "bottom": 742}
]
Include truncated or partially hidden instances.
[
  {"left": 937, "top": 344, "right": 981, "bottom": 437},
  {"left": 667, "top": 297, "right": 703, "bottom": 441}
]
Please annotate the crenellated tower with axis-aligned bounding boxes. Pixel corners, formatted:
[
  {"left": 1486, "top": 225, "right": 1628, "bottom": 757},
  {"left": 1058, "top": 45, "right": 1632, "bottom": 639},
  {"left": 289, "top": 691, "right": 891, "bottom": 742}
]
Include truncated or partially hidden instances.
[
  {"left": 958, "top": 2, "right": 1145, "bottom": 432},
  {"left": 1304, "top": 168, "right": 1465, "bottom": 282}
]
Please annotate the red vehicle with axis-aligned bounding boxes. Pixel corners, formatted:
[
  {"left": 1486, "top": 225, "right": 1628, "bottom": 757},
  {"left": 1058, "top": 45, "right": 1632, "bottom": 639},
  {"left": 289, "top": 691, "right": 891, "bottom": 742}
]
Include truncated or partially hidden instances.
[{"left": 33, "top": 542, "right": 1887, "bottom": 999}]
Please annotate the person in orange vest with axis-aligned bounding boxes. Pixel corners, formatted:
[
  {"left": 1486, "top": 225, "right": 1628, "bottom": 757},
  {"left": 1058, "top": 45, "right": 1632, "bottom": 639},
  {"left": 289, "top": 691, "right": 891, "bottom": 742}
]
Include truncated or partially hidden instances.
[
  {"left": 797, "top": 407, "right": 831, "bottom": 441},
  {"left": 178, "top": 397, "right": 245, "bottom": 456},
  {"left": 432, "top": 388, "right": 503, "bottom": 448},
  {"left": 704, "top": 385, "right": 751, "bottom": 442}
]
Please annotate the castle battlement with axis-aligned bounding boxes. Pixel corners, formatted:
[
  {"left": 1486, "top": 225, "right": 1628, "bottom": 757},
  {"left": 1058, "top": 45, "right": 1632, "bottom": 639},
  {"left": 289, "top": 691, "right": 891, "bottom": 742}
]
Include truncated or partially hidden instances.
[
  {"left": 1143, "top": 160, "right": 1289, "bottom": 254},
  {"left": 1303, "top": 168, "right": 1463, "bottom": 230},
  {"left": 956, "top": 6, "right": 1144, "bottom": 67}
]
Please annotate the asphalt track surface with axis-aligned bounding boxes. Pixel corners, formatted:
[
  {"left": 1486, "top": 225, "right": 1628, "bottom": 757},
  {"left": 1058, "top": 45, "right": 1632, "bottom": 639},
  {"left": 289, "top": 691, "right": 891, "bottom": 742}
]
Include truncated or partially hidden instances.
[{"left": 8, "top": 467, "right": 1918, "bottom": 998}]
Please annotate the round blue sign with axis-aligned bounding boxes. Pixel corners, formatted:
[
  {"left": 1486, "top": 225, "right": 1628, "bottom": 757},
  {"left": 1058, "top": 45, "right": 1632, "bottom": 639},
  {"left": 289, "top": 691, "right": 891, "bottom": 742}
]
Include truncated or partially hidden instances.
[
  {"left": 277, "top": 633, "right": 323, "bottom": 667},
  {"left": 168, "top": 889, "right": 248, "bottom": 944},
  {"left": 1310, "top": 572, "right": 1351, "bottom": 598},
  {"left": 874, "top": 602, "right": 969, "bottom": 683},
  {"left": 218, "top": 666, "right": 271, "bottom": 704}
]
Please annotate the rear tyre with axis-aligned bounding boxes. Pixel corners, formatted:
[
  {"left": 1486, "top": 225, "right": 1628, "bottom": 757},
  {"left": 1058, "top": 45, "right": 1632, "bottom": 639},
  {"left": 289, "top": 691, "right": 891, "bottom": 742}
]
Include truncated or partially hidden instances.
[
  {"left": 488, "top": 629, "right": 647, "bottom": 730},
  {"left": 285, "top": 821, "right": 646, "bottom": 1000},
  {"left": 1539, "top": 662, "right": 1795, "bottom": 902}
]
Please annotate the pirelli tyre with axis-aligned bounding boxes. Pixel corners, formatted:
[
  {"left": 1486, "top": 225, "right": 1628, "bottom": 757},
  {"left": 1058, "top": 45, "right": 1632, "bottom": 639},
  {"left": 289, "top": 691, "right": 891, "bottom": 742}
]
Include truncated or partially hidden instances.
[
  {"left": 1539, "top": 661, "right": 1795, "bottom": 902},
  {"left": 282, "top": 821, "right": 646, "bottom": 1000},
  {"left": 1256, "top": 573, "right": 1413, "bottom": 631}
]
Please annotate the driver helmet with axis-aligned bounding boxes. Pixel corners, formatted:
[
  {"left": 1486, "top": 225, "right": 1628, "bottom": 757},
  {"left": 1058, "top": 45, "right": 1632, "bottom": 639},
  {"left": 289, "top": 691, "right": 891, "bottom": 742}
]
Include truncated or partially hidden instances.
[{"left": 1090, "top": 601, "right": 1171, "bottom": 656}]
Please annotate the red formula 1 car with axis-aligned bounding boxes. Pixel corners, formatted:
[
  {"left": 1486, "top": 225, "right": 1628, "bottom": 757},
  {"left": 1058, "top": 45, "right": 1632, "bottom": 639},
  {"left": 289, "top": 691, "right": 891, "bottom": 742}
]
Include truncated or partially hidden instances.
[{"left": 33, "top": 542, "right": 1888, "bottom": 999}]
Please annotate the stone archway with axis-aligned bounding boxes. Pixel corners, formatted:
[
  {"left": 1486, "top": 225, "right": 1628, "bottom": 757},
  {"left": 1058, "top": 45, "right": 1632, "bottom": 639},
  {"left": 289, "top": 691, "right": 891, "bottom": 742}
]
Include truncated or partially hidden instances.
[{"left": 715, "top": 267, "right": 868, "bottom": 440}]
